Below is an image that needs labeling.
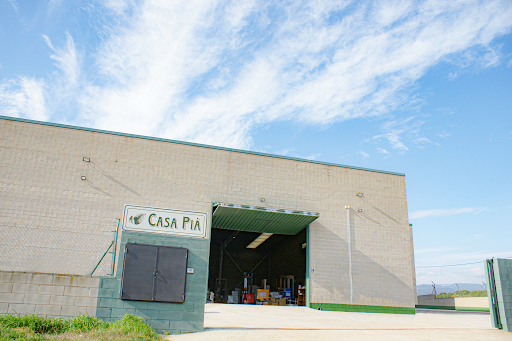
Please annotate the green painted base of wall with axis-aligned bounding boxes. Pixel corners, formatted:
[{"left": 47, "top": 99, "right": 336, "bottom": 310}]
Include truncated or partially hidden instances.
[
  {"left": 96, "top": 231, "right": 210, "bottom": 334},
  {"left": 310, "top": 303, "right": 415, "bottom": 314},
  {"left": 416, "top": 305, "right": 490, "bottom": 312}
]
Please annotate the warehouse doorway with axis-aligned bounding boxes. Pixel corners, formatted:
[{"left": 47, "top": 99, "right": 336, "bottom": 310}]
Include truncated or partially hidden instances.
[{"left": 207, "top": 203, "right": 319, "bottom": 307}]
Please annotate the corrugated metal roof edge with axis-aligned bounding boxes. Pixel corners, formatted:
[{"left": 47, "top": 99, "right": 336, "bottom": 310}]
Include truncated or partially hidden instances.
[
  {"left": 213, "top": 202, "right": 320, "bottom": 216},
  {"left": 0, "top": 115, "right": 405, "bottom": 176}
]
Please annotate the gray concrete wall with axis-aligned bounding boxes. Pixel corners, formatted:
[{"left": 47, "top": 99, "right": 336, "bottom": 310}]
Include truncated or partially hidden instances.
[
  {"left": 0, "top": 271, "right": 99, "bottom": 317},
  {"left": 0, "top": 117, "right": 415, "bottom": 310},
  {"left": 417, "top": 294, "right": 489, "bottom": 311}
]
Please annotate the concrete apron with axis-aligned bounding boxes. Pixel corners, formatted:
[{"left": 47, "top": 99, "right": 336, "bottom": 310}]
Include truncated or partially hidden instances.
[{"left": 163, "top": 303, "right": 511, "bottom": 341}]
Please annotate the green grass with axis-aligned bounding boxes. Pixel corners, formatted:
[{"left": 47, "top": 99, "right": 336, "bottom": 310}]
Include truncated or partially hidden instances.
[{"left": 0, "top": 314, "right": 159, "bottom": 340}]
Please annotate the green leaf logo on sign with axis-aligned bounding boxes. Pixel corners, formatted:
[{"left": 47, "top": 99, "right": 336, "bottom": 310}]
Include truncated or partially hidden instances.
[{"left": 129, "top": 213, "right": 146, "bottom": 225}]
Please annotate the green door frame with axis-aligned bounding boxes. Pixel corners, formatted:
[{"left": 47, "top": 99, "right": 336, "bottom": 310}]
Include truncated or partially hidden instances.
[
  {"left": 208, "top": 202, "right": 312, "bottom": 307},
  {"left": 306, "top": 224, "right": 311, "bottom": 308}
]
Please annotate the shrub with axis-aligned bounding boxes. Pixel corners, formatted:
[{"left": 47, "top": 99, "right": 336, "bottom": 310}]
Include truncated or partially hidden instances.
[{"left": 110, "top": 314, "right": 158, "bottom": 340}]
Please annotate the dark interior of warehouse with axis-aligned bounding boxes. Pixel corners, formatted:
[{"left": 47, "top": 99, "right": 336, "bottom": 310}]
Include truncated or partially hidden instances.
[{"left": 208, "top": 227, "right": 307, "bottom": 306}]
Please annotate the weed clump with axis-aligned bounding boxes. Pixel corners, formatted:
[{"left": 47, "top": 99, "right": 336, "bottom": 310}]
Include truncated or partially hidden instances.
[
  {"left": 0, "top": 313, "right": 159, "bottom": 340},
  {"left": 110, "top": 314, "right": 158, "bottom": 340},
  {"left": 0, "top": 314, "right": 68, "bottom": 334}
]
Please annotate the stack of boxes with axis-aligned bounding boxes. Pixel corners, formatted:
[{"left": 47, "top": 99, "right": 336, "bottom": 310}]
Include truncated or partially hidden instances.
[
  {"left": 269, "top": 291, "right": 287, "bottom": 305},
  {"left": 256, "top": 289, "right": 270, "bottom": 305}
]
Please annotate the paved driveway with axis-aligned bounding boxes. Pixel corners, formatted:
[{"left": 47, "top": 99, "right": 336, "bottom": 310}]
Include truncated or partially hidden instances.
[{"left": 164, "top": 303, "right": 511, "bottom": 340}]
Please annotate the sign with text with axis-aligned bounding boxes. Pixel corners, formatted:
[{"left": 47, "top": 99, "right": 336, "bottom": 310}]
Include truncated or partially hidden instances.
[{"left": 122, "top": 205, "right": 207, "bottom": 238}]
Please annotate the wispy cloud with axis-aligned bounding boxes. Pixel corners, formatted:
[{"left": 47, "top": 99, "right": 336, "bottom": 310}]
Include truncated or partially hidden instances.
[
  {"left": 8, "top": 0, "right": 18, "bottom": 12},
  {"left": 274, "top": 148, "right": 320, "bottom": 160},
  {"left": 366, "top": 116, "right": 430, "bottom": 152},
  {"left": 448, "top": 71, "right": 458, "bottom": 81},
  {"left": 415, "top": 250, "right": 512, "bottom": 284},
  {"left": 415, "top": 247, "right": 461, "bottom": 255},
  {"left": 43, "top": 32, "right": 80, "bottom": 86},
  {"left": 2, "top": 1, "right": 512, "bottom": 148},
  {"left": 372, "top": 130, "right": 410, "bottom": 151},
  {"left": 274, "top": 148, "right": 295, "bottom": 156},
  {"left": 463, "top": 234, "right": 484, "bottom": 242},
  {"left": 47, "top": 0, "right": 64, "bottom": 15},
  {"left": 410, "top": 207, "right": 489, "bottom": 219},
  {"left": 0, "top": 77, "right": 47, "bottom": 120},
  {"left": 357, "top": 151, "right": 369, "bottom": 158},
  {"left": 305, "top": 153, "right": 321, "bottom": 160}
]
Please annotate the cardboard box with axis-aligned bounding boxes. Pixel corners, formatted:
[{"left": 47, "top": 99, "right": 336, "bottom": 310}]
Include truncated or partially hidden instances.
[
  {"left": 278, "top": 298, "right": 286, "bottom": 306},
  {"left": 257, "top": 289, "right": 269, "bottom": 300}
]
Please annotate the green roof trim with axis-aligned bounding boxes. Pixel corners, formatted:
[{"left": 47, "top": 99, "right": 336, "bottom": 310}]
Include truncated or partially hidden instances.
[
  {"left": 212, "top": 202, "right": 319, "bottom": 235},
  {"left": 0, "top": 115, "right": 405, "bottom": 176}
]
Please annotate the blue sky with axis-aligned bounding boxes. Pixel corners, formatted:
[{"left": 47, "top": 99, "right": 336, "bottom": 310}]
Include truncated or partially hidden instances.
[{"left": 1, "top": 0, "right": 511, "bottom": 285}]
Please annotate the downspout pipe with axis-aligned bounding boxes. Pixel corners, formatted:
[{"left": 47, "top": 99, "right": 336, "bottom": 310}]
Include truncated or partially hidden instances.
[
  {"left": 111, "top": 218, "right": 120, "bottom": 276},
  {"left": 345, "top": 206, "right": 353, "bottom": 304}
]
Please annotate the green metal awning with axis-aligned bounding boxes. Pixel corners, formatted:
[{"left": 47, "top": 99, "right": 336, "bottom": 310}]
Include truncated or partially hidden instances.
[{"left": 212, "top": 203, "right": 320, "bottom": 235}]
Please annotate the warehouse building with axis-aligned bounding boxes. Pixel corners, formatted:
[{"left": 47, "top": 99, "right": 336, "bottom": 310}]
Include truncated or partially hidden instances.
[{"left": 0, "top": 116, "right": 416, "bottom": 333}]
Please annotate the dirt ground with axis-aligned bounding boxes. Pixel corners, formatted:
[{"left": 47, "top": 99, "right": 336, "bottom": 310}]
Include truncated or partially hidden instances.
[{"left": 163, "top": 303, "right": 512, "bottom": 341}]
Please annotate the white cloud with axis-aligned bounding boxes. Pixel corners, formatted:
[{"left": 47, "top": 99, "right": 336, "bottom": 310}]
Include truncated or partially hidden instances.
[
  {"left": 5, "top": 0, "right": 512, "bottom": 148},
  {"left": 8, "top": 0, "right": 18, "bottom": 12},
  {"left": 410, "top": 207, "right": 489, "bottom": 219},
  {"left": 377, "top": 147, "right": 390, "bottom": 154},
  {"left": 463, "top": 234, "right": 484, "bottom": 241},
  {"left": 415, "top": 250, "right": 512, "bottom": 284},
  {"left": 43, "top": 32, "right": 80, "bottom": 86},
  {"left": 78, "top": 0, "right": 512, "bottom": 147},
  {"left": 357, "top": 151, "right": 369, "bottom": 158},
  {"left": 413, "top": 137, "right": 432, "bottom": 145},
  {"left": 274, "top": 148, "right": 295, "bottom": 156},
  {"left": 305, "top": 153, "right": 321, "bottom": 160},
  {"left": 367, "top": 115, "right": 440, "bottom": 152},
  {"left": 375, "top": 130, "right": 409, "bottom": 151},
  {"left": 47, "top": 0, "right": 63, "bottom": 14},
  {"left": 481, "top": 45, "right": 502, "bottom": 67},
  {"left": 273, "top": 148, "right": 320, "bottom": 160},
  {"left": 415, "top": 247, "right": 461, "bottom": 255},
  {"left": 448, "top": 71, "right": 458, "bottom": 81},
  {"left": 0, "top": 77, "right": 47, "bottom": 120}
]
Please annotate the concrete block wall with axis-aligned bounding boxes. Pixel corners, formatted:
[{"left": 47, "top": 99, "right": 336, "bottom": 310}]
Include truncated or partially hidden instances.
[
  {"left": 0, "top": 271, "right": 99, "bottom": 318},
  {"left": 0, "top": 116, "right": 415, "bottom": 312}
]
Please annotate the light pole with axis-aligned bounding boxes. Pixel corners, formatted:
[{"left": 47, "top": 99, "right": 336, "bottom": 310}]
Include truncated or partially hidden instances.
[{"left": 455, "top": 283, "right": 460, "bottom": 297}]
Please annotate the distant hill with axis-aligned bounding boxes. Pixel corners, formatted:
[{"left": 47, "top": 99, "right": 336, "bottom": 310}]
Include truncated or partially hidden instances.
[{"left": 416, "top": 283, "right": 485, "bottom": 296}]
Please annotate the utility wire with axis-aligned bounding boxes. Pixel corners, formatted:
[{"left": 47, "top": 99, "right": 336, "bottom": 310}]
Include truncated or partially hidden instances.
[{"left": 416, "top": 256, "right": 512, "bottom": 268}]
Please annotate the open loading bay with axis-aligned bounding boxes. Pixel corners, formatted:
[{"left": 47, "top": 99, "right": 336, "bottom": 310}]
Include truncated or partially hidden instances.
[{"left": 207, "top": 203, "right": 317, "bottom": 307}]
